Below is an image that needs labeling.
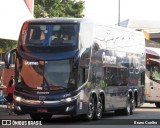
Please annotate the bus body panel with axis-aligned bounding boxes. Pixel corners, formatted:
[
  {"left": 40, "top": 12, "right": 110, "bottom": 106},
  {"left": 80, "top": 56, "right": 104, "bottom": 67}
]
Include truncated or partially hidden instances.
[
  {"left": 91, "top": 24, "right": 145, "bottom": 108},
  {"left": 5, "top": 18, "right": 145, "bottom": 118}
]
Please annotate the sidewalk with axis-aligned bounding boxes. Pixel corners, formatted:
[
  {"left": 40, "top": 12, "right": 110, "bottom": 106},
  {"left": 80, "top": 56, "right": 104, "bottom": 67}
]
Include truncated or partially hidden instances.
[
  {"left": 0, "top": 105, "right": 22, "bottom": 119},
  {"left": 0, "top": 104, "right": 30, "bottom": 120},
  {"left": 0, "top": 104, "right": 8, "bottom": 114}
]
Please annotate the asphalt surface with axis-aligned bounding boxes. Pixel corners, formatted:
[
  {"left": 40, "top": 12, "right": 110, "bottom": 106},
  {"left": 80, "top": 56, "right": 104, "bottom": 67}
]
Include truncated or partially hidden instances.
[{"left": 1, "top": 103, "right": 160, "bottom": 128}]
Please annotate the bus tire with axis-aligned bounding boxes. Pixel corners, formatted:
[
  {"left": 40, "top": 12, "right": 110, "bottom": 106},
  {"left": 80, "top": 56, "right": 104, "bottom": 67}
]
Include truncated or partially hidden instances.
[
  {"left": 155, "top": 103, "right": 160, "bottom": 108},
  {"left": 94, "top": 96, "right": 102, "bottom": 120},
  {"left": 82, "top": 96, "right": 95, "bottom": 121},
  {"left": 134, "top": 93, "right": 138, "bottom": 108},
  {"left": 130, "top": 98, "right": 135, "bottom": 115},
  {"left": 122, "top": 96, "right": 132, "bottom": 116}
]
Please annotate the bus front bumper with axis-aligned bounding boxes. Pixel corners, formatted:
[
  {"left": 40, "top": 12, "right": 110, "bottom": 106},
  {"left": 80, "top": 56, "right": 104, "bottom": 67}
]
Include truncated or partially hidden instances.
[{"left": 14, "top": 97, "right": 78, "bottom": 115}]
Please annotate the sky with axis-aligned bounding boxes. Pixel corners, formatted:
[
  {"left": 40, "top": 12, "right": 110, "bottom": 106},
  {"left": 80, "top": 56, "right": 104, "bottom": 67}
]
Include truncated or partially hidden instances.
[
  {"left": 0, "top": 0, "right": 33, "bottom": 40},
  {"left": 84, "top": 0, "right": 160, "bottom": 25}
]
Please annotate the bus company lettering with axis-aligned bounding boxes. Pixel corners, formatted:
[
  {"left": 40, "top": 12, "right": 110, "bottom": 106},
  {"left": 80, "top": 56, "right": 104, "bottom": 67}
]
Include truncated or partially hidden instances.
[
  {"left": 102, "top": 52, "right": 116, "bottom": 64},
  {"left": 37, "top": 91, "right": 49, "bottom": 94},
  {"left": 25, "top": 62, "right": 39, "bottom": 65}
]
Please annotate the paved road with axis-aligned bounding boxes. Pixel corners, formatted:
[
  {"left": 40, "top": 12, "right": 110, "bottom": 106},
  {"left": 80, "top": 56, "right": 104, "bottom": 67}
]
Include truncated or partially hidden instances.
[{"left": 0, "top": 103, "right": 160, "bottom": 128}]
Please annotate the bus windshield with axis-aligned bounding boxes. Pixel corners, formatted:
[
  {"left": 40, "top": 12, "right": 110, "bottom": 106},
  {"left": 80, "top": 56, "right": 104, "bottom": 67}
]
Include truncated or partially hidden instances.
[
  {"left": 17, "top": 59, "right": 77, "bottom": 91},
  {"left": 20, "top": 23, "right": 79, "bottom": 52}
]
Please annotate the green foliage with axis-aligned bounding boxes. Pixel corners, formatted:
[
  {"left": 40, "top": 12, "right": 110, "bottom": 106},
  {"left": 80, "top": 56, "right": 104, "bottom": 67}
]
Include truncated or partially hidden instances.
[
  {"left": 0, "top": 39, "right": 17, "bottom": 52},
  {"left": 34, "top": 0, "right": 85, "bottom": 18}
]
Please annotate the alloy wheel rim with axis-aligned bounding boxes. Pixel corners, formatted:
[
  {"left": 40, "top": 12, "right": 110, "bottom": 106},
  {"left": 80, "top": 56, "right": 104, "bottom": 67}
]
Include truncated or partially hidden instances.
[
  {"left": 88, "top": 99, "right": 94, "bottom": 118},
  {"left": 97, "top": 100, "right": 102, "bottom": 117}
]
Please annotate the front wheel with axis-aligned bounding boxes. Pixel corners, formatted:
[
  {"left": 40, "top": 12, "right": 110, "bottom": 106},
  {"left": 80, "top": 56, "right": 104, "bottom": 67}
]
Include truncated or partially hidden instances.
[{"left": 81, "top": 96, "right": 95, "bottom": 121}]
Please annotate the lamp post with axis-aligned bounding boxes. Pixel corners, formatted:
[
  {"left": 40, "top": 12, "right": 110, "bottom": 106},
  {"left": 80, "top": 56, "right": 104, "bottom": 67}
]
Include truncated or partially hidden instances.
[{"left": 118, "top": 0, "right": 120, "bottom": 26}]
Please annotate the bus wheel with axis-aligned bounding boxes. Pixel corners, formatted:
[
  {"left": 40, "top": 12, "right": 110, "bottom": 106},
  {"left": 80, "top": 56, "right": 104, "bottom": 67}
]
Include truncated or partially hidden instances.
[
  {"left": 82, "top": 96, "right": 95, "bottom": 120},
  {"left": 155, "top": 103, "right": 160, "bottom": 108},
  {"left": 94, "top": 96, "right": 102, "bottom": 120},
  {"left": 122, "top": 96, "right": 132, "bottom": 116},
  {"left": 130, "top": 98, "right": 135, "bottom": 115}
]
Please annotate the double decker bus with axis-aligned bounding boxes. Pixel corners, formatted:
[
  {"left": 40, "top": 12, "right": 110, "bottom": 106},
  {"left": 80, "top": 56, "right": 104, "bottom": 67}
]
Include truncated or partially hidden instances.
[
  {"left": 5, "top": 18, "right": 145, "bottom": 120},
  {"left": 145, "top": 47, "right": 160, "bottom": 107}
]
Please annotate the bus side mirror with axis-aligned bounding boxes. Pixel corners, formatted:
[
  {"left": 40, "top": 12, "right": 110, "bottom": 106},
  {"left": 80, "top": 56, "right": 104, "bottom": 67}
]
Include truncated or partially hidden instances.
[{"left": 5, "top": 48, "right": 16, "bottom": 69}]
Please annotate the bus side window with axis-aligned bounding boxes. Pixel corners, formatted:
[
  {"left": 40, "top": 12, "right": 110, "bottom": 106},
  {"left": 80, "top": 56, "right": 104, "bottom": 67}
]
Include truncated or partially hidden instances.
[
  {"left": 104, "top": 67, "right": 111, "bottom": 86},
  {"left": 120, "top": 69, "right": 126, "bottom": 86},
  {"left": 141, "top": 71, "right": 145, "bottom": 86},
  {"left": 104, "top": 67, "right": 128, "bottom": 86},
  {"left": 146, "top": 64, "right": 150, "bottom": 79},
  {"left": 108, "top": 68, "right": 117, "bottom": 86},
  {"left": 82, "top": 68, "right": 86, "bottom": 83},
  {"left": 150, "top": 65, "right": 156, "bottom": 80},
  {"left": 150, "top": 64, "right": 160, "bottom": 83},
  {"left": 78, "top": 67, "right": 88, "bottom": 86}
]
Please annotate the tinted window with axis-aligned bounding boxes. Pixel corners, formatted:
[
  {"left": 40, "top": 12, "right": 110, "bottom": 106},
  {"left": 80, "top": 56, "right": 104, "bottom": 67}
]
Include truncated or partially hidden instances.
[{"left": 19, "top": 23, "right": 79, "bottom": 53}]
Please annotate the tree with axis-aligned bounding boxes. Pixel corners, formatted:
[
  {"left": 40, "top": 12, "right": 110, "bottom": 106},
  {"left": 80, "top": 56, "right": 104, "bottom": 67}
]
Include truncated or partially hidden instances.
[
  {"left": 0, "top": 39, "right": 17, "bottom": 53},
  {"left": 34, "top": 0, "right": 85, "bottom": 18}
]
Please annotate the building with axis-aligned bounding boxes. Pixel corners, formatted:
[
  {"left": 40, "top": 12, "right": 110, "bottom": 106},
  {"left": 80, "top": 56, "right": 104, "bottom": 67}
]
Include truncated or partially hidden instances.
[
  {"left": 0, "top": 0, "right": 34, "bottom": 40},
  {"left": 119, "top": 19, "right": 160, "bottom": 46}
]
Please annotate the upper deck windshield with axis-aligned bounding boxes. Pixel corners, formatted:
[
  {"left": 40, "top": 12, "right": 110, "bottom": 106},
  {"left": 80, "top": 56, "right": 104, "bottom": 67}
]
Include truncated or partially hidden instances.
[{"left": 20, "top": 23, "right": 79, "bottom": 52}]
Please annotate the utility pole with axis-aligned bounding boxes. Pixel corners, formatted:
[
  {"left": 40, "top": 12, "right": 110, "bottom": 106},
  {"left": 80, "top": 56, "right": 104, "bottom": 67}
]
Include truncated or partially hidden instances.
[{"left": 118, "top": 0, "right": 120, "bottom": 26}]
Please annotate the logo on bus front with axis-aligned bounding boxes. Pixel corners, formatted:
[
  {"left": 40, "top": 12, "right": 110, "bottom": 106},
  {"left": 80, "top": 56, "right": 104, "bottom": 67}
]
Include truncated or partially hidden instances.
[
  {"left": 39, "top": 96, "right": 46, "bottom": 101},
  {"left": 25, "top": 61, "right": 39, "bottom": 65}
]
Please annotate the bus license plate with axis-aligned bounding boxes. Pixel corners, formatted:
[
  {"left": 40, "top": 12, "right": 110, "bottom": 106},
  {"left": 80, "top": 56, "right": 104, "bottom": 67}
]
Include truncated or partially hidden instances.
[{"left": 37, "top": 108, "right": 48, "bottom": 113}]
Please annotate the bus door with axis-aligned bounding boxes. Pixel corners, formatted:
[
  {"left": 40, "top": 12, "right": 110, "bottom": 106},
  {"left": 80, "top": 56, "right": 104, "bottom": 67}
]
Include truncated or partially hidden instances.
[{"left": 146, "top": 58, "right": 160, "bottom": 101}]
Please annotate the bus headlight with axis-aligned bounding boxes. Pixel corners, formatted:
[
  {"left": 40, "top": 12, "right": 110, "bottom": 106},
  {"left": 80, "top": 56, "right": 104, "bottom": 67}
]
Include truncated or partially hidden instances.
[
  {"left": 61, "top": 96, "right": 77, "bottom": 102},
  {"left": 14, "top": 96, "right": 22, "bottom": 102},
  {"left": 66, "top": 97, "right": 72, "bottom": 102}
]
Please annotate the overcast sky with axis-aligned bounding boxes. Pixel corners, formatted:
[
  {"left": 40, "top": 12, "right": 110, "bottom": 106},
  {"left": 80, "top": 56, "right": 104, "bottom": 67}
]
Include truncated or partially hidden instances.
[{"left": 83, "top": 0, "right": 160, "bottom": 25}]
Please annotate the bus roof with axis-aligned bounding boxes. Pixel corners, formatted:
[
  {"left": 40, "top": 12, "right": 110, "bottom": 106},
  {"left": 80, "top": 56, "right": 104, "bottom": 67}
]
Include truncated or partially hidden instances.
[
  {"left": 146, "top": 47, "right": 160, "bottom": 57},
  {"left": 24, "top": 17, "right": 92, "bottom": 24},
  {"left": 24, "top": 17, "right": 144, "bottom": 37}
]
